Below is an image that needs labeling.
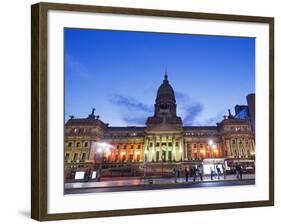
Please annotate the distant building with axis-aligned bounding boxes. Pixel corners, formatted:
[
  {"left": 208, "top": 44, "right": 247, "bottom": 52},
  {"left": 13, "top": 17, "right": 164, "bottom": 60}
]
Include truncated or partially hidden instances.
[{"left": 64, "top": 73, "right": 255, "bottom": 177}]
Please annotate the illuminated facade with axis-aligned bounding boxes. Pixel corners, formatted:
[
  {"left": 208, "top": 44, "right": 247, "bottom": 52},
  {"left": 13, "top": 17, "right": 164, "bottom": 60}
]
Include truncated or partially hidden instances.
[{"left": 64, "top": 74, "right": 255, "bottom": 173}]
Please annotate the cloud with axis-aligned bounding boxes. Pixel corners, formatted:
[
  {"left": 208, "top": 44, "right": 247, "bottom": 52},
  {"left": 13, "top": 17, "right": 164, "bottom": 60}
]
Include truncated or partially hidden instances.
[
  {"left": 174, "top": 91, "right": 186, "bottom": 101},
  {"left": 110, "top": 95, "right": 153, "bottom": 113},
  {"left": 183, "top": 103, "right": 204, "bottom": 125},
  {"left": 201, "top": 112, "right": 225, "bottom": 126},
  {"left": 110, "top": 94, "right": 153, "bottom": 126},
  {"left": 123, "top": 117, "right": 147, "bottom": 126},
  {"left": 174, "top": 91, "right": 204, "bottom": 125}
]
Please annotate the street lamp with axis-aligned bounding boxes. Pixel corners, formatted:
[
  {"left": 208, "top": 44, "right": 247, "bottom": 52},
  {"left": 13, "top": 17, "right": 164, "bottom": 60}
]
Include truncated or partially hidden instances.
[
  {"left": 250, "top": 151, "right": 255, "bottom": 160},
  {"left": 143, "top": 148, "right": 148, "bottom": 180},
  {"left": 96, "top": 142, "right": 113, "bottom": 181},
  {"left": 207, "top": 140, "right": 216, "bottom": 158}
]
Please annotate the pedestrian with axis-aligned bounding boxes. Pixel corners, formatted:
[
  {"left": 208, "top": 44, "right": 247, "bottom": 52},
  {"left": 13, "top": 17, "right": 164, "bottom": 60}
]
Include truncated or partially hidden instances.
[
  {"left": 239, "top": 165, "right": 243, "bottom": 180},
  {"left": 216, "top": 165, "right": 221, "bottom": 179},
  {"left": 210, "top": 167, "right": 214, "bottom": 180},
  {"left": 198, "top": 166, "right": 203, "bottom": 181},
  {"left": 185, "top": 167, "right": 189, "bottom": 182},
  {"left": 222, "top": 165, "right": 226, "bottom": 179},
  {"left": 190, "top": 166, "right": 194, "bottom": 181},
  {"left": 174, "top": 166, "right": 178, "bottom": 183},
  {"left": 235, "top": 164, "right": 240, "bottom": 179},
  {"left": 193, "top": 166, "right": 197, "bottom": 182}
]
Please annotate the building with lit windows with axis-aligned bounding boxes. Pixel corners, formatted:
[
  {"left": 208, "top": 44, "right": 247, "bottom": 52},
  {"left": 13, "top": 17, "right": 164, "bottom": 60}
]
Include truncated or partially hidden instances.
[{"left": 64, "top": 73, "right": 255, "bottom": 179}]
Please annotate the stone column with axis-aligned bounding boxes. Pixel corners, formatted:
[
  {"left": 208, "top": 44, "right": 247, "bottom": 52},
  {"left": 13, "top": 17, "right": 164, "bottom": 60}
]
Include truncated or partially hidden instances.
[
  {"left": 226, "top": 139, "right": 231, "bottom": 157},
  {"left": 238, "top": 138, "right": 242, "bottom": 158},
  {"left": 151, "top": 136, "right": 156, "bottom": 162},
  {"left": 160, "top": 136, "right": 162, "bottom": 162},
  {"left": 242, "top": 137, "right": 246, "bottom": 157},
  {"left": 119, "top": 145, "right": 122, "bottom": 162},
  {"left": 172, "top": 136, "right": 176, "bottom": 161},
  {"left": 251, "top": 139, "right": 255, "bottom": 154},
  {"left": 126, "top": 144, "right": 129, "bottom": 161},
  {"left": 165, "top": 136, "right": 169, "bottom": 161},
  {"left": 180, "top": 138, "right": 184, "bottom": 161},
  {"left": 184, "top": 142, "right": 188, "bottom": 161},
  {"left": 148, "top": 138, "right": 152, "bottom": 162},
  {"left": 143, "top": 138, "right": 148, "bottom": 162}
]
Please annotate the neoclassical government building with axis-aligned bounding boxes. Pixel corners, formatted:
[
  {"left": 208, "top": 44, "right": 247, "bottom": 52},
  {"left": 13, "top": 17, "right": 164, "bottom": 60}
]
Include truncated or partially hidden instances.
[{"left": 64, "top": 73, "right": 255, "bottom": 176}]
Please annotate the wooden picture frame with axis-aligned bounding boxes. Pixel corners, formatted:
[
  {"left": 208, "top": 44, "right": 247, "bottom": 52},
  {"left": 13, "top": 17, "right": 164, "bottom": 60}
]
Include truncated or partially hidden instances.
[{"left": 31, "top": 2, "right": 274, "bottom": 221}]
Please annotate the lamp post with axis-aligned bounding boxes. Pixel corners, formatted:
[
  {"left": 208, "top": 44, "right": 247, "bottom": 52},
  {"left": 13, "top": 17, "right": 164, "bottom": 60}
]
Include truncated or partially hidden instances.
[
  {"left": 208, "top": 139, "right": 217, "bottom": 177},
  {"left": 143, "top": 148, "right": 148, "bottom": 181},
  {"left": 96, "top": 142, "right": 113, "bottom": 182}
]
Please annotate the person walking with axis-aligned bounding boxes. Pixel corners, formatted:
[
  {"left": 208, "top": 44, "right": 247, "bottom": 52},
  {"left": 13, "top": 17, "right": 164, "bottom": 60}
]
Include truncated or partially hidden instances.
[
  {"left": 239, "top": 165, "right": 243, "bottom": 180},
  {"left": 185, "top": 167, "right": 189, "bottom": 182},
  {"left": 193, "top": 166, "right": 197, "bottom": 182},
  {"left": 174, "top": 166, "right": 178, "bottom": 183},
  {"left": 210, "top": 167, "right": 214, "bottom": 180},
  {"left": 235, "top": 164, "right": 240, "bottom": 179},
  {"left": 222, "top": 165, "right": 226, "bottom": 179},
  {"left": 216, "top": 165, "right": 221, "bottom": 179},
  {"left": 198, "top": 166, "right": 203, "bottom": 181}
]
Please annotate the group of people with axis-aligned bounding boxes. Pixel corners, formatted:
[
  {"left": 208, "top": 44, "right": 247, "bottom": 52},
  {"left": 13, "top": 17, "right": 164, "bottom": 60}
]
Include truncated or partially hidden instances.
[
  {"left": 172, "top": 163, "right": 247, "bottom": 183},
  {"left": 210, "top": 165, "right": 225, "bottom": 180},
  {"left": 184, "top": 166, "right": 204, "bottom": 182},
  {"left": 173, "top": 165, "right": 228, "bottom": 183}
]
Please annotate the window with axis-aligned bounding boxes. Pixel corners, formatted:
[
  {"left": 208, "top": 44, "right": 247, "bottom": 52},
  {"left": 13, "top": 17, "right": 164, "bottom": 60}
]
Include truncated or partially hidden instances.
[
  {"left": 73, "top": 153, "right": 78, "bottom": 161},
  {"left": 200, "top": 144, "right": 203, "bottom": 148},
  {"left": 156, "top": 142, "right": 160, "bottom": 147},
  {"left": 239, "top": 140, "right": 243, "bottom": 144},
  {"left": 65, "top": 153, "right": 69, "bottom": 161},
  {"left": 123, "top": 145, "right": 127, "bottom": 149},
  {"left": 150, "top": 142, "right": 153, "bottom": 147},
  {"left": 67, "top": 142, "right": 72, "bottom": 147},
  {"left": 175, "top": 142, "right": 179, "bottom": 147},
  {"left": 84, "top": 142, "right": 88, "bottom": 147},
  {"left": 117, "top": 145, "right": 120, "bottom": 149},
  {"left": 81, "top": 153, "right": 86, "bottom": 161},
  {"left": 193, "top": 144, "right": 197, "bottom": 148},
  {"left": 168, "top": 142, "right": 172, "bottom": 147},
  {"left": 137, "top": 144, "right": 141, "bottom": 149},
  {"left": 130, "top": 145, "right": 134, "bottom": 149},
  {"left": 76, "top": 142, "right": 80, "bottom": 147},
  {"left": 246, "top": 140, "right": 249, "bottom": 144},
  {"left": 232, "top": 139, "right": 236, "bottom": 144}
]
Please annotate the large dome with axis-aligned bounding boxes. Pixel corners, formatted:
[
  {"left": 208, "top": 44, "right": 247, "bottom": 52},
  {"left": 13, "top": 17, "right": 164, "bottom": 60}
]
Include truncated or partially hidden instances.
[{"left": 156, "top": 74, "right": 175, "bottom": 102}]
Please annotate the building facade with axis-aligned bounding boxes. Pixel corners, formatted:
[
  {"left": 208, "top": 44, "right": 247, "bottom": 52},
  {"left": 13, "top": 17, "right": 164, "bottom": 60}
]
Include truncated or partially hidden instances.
[{"left": 64, "top": 74, "right": 255, "bottom": 178}]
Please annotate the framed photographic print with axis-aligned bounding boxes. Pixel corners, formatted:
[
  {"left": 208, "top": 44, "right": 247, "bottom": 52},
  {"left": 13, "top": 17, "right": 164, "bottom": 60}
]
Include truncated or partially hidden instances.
[{"left": 31, "top": 2, "right": 274, "bottom": 221}]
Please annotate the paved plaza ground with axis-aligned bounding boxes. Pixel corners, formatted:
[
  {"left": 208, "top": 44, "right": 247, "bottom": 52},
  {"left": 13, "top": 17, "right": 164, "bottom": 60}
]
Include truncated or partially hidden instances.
[{"left": 65, "top": 174, "right": 255, "bottom": 194}]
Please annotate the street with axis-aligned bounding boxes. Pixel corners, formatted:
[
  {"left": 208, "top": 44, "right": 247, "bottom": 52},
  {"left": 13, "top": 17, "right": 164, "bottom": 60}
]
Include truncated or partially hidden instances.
[{"left": 65, "top": 174, "right": 255, "bottom": 194}]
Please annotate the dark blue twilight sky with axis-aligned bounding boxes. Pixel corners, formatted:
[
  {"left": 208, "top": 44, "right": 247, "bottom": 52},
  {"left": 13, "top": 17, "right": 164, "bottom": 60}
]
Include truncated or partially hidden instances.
[{"left": 64, "top": 28, "right": 255, "bottom": 126}]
